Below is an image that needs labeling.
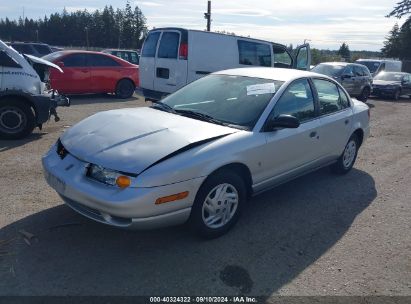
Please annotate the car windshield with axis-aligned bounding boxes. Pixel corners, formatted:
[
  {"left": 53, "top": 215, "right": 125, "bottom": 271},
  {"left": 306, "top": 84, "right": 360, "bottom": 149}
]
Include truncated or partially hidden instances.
[
  {"left": 160, "top": 74, "right": 284, "bottom": 130},
  {"left": 357, "top": 61, "right": 380, "bottom": 73},
  {"left": 374, "top": 72, "right": 404, "bottom": 81},
  {"left": 312, "top": 64, "right": 345, "bottom": 77}
]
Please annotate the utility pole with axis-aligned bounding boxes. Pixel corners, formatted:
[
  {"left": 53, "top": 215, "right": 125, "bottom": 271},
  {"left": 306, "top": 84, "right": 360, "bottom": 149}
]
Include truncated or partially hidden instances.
[{"left": 204, "top": 1, "right": 211, "bottom": 31}]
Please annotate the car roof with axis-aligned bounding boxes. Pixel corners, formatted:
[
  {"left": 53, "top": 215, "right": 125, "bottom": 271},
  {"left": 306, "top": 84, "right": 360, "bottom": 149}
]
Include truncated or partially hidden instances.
[
  {"left": 214, "top": 67, "right": 328, "bottom": 82},
  {"left": 102, "top": 49, "right": 138, "bottom": 52}
]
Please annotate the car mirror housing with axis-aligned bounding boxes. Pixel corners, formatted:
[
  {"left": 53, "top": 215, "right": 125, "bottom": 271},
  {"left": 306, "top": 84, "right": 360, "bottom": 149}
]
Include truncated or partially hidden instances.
[{"left": 265, "top": 114, "right": 300, "bottom": 131}]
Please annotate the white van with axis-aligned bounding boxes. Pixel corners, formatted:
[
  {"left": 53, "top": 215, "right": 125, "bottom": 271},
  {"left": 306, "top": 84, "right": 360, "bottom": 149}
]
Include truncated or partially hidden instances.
[
  {"left": 355, "top": 59, "right": 402, "bottom": 77},
  {"left": 138, "top": 28, "right": 311, "bottom": 100}
]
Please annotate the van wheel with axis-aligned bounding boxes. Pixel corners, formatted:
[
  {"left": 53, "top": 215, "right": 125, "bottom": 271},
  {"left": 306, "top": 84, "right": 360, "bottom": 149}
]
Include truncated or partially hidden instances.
[
  {"left": 358, "top": 87, "right": 370, "bottom": 102},
  {"left": 0, "top": 99, "right": 35, "bottom": 139},
  {"left": 115, "top": 79, "right": 135, "bottom": 99},
  {"left": 189, "top": 170, "right": 246, "bottom": 239},
  {"left": 330, "top": 134, "right": 359, "bottom": 174}
]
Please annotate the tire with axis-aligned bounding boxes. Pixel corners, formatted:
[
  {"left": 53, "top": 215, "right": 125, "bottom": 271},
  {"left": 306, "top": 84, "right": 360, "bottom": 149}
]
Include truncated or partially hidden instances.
[
  {"left": 330, "top": 134, "right": 359, "bottom": 175},
  {"left": 115, "top": 79, "right": 135, "bottom": 99},
  {"left": 393, "top": 89, "right": 401, "bottom": 101},
  {"left": 189, "top": 170, "right": 246, "bottom": 238},
  {"left": 0, "top": 99, "right": 35, "bottom": 139},
  {"left": 358, "top": 87, "right": 370, "bottom": 102}
]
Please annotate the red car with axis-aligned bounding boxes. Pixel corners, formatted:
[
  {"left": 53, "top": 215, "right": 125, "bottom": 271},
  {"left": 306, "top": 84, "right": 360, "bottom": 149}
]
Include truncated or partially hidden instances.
[{"left": 43, "top": 50, "right": 139, "bottom": 98}]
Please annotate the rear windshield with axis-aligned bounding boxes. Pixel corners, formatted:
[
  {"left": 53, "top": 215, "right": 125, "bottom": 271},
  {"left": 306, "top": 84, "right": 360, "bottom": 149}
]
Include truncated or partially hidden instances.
[
  {"left": 312, "top": 64, "right": 345, "bottom": 77},
  {"left": 141, "top": 32, "right": 160, "bottom": 57},
  {"left": 356, "top": 61, "right": 380, "bottom": 73}
]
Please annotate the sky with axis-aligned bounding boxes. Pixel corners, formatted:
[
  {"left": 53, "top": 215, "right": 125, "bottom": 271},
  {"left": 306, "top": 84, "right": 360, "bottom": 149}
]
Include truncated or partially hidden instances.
[{"left": 0, "top": 0, "right": 406, "bottom": 51}]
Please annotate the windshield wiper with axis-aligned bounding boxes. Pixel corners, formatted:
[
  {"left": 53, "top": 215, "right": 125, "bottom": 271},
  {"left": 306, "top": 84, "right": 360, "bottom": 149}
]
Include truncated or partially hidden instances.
[
  {"left": 150, "top": 100, "right": 176, "bottom": 113},
  {"left": 174, "top": 109, "right": 232, "bottom": 127}
]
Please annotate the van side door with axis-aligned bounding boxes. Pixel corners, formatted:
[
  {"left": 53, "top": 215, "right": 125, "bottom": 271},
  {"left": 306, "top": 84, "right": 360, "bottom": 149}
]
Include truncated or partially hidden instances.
[
  {"left": 154, "top": 30, "right": 188, "bottom": 94},
  {"left": 139, "top": 31, "right": 161, "bottom": 91},
  {"left": 293, "top": 44, "right": 311, "bottom": 70}
]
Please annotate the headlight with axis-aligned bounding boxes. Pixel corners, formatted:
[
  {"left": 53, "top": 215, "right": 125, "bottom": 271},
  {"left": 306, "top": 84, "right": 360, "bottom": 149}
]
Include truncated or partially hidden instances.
[{"left": 87, "top": 164, "right": 133, "bottom": 188}]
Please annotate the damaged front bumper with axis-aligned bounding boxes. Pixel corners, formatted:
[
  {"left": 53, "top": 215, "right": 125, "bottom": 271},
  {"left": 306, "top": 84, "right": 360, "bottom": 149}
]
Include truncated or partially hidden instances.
[{"left": 33, "top": 90, "right": 70, "bottom": 126}]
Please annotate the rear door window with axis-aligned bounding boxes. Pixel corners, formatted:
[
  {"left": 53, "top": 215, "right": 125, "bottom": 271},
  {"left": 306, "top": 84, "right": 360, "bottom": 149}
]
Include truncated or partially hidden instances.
[
  {"left": 238, "top": 40, "right": 272, "bottom": 67},
  {"left": 353, "top": 65, "right": 365, "bottom": 76},
  {"left": 158, "top": 32, "right": 180, "bottom": 59},
  {"left": 313, "top": 78, "right": 343, "bottom": 115},
  {"left": 62, "top": 54, "right": 86, "bottom": 67},
  {"left": 87, "top": 54, "right": 120, "bottom": 67},
  {"left": 142, "top": 32, "right": 161, "bottom": 58},
  {"left": 338, "top": 87, "right": 350, "bottom": 108}
]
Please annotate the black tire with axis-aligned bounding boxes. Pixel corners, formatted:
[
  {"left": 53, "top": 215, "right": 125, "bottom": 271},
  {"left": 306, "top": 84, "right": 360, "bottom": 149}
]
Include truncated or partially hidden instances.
[
  {"left": 115, "top": 79, "right": 135, "bottom": 99},
  {"left": 393, "top": 89, "right": 401, "bottom": 101},
  {"left": 358, "top": 87, "right": 370, "bottom": 102},
  {"left": 189, "top": 170, "right": 246, "bottom": 239},
  {"left": 330, "top": 134, "right": 359, "bottom": 175},
  {"left": 0, "top": 99, "right": 35, "bottom": 139}
]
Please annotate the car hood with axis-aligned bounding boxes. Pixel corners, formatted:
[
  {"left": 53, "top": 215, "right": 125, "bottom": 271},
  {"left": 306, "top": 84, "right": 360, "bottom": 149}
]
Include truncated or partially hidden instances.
[
  {"left": 24, "top": 54, "right": 63, "bottom": 73},
  {"left": 61, "top": 107, "right": 237, "bottom": 174},
  {"left": 373, "top": 80, "right": 400, "bottom": 86}
]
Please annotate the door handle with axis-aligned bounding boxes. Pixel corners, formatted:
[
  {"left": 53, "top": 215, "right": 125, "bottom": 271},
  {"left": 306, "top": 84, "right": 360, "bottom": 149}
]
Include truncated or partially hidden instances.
[
  {"left": 344, "top": 119, "right": 349, "bottom": 125},
  {"left": 309, "top": 131, "right": 317, "bottom": 138}
]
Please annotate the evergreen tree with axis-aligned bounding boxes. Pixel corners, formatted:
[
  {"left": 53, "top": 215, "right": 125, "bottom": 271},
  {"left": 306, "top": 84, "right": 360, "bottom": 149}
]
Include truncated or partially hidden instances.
[
  {"left": 338, "top": 42, "right": 351, "bottom": 61},
  {"left": 382, "top": 23, "right": 401, "bottom": 58}
]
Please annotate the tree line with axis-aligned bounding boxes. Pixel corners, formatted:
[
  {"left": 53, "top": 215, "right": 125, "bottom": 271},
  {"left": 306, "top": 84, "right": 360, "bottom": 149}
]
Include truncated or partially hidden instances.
[
  {"left": 383, "top": 0, "right": 411, "bottom": 59},
  {"left": 0, "top": 1, "right": 148, "bottom": 49}
]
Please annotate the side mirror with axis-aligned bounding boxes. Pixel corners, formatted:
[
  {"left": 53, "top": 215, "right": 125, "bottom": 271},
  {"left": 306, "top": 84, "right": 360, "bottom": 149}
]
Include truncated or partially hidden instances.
[
  {"left": 56, "top": 61, "right": 64, "bottom": 68},
  {"left": 265, "top": 114, "right": 300, "bottom": 131}
]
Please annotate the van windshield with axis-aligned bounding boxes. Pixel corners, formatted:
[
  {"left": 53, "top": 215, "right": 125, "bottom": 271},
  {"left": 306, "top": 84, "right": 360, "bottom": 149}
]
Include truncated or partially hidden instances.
[
  {"left": 160, "top": 75, "right": 284, "bottom": 130},
  {"left": 356, "top": 61, "right": 380, "bottom": 73}
]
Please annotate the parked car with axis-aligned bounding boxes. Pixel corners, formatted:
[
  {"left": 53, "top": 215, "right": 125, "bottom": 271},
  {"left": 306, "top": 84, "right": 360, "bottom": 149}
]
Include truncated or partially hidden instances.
[
  {"left": 356, "top": 59, "right": 402, "bottom": 77},
  {"left": 372, "top": 72, "right": 411, "bottom": 100},
  {"left": 138, "top": 27, "right": 311, "bottom": 101},
  {"left": 311, "top": 62, "right": 373, "bottom": 102},
  {"left": 43, "top": 51, "right": 139, "bottom": 98},
  {"left": 102, "top": 49, "right": 139, "bottom": 65},
  {"left": 9, "top": 42, "right": 53, "bottom": 57},
  {"left": 0, "top": 40, "right": 69, "bottom": 139},
  {"left": 43, "top": 67, "right": 370, "bottom": 238}
]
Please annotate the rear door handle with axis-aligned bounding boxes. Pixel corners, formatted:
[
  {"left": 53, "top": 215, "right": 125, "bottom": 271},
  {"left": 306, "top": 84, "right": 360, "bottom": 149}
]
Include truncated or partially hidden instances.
[
  {"left": 310, "top": 131, "right": 317, "bottom": 138},
  {"left": 345, "top": 119, "right": 350, "bottom": 125}
]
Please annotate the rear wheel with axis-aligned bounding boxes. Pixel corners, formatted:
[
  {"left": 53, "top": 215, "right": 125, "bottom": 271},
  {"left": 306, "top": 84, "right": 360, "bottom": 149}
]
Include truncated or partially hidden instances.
[
  {"left": 0, "top": 99, "right": 35, "bottom": 139},
  {"left": 115, "top": 79, "right": 135, "bottom": 99},
  {"left": 330, "top": 134, "right": 359, "bottom": 174},
  {"left": 358, "top": 87, "right": 370, "bottom": 102},
  {"left": 189, "top": 170, "right": 246, "bottom": 238}
]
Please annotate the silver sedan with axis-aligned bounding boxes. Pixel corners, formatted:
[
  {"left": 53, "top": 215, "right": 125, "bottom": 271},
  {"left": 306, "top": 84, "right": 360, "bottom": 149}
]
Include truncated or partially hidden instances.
[{"left": 42, "top": 68, "right": 370, "bottom": 238}]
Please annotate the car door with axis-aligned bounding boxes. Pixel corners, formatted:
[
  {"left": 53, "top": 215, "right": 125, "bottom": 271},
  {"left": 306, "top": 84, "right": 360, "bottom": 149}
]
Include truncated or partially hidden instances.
[
  {"left": 402, "top": 75, "right": 411, "bottom": 95},
  {"left": 340, "top": 65, "right": 355, "bottom": 95},
  {"left": 293, "top": 44, "right": 311, "bottom": 70},
  {"left": 154, "top": 30, "right": 188, "bottom": 94},
  {"left": 257, "top": 78, "right": 324, "bottom": 189},
  {"left": 54, "top": 53, "right": 90, "bottom": 94},
  {"left": 353, "top": 65, "right": 365, "bottom": 95},
  {"left": 313, "top": 78, "right": 353, "bottom": 159},
  {"left": 86, "top": 53, "right": 122, "bottom": 93}
]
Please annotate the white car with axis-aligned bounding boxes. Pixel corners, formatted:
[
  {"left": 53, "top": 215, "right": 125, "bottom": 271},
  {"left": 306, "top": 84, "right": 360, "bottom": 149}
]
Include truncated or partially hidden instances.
[{"left": 43, "top": 68, "right": 370, "bottom": 238}]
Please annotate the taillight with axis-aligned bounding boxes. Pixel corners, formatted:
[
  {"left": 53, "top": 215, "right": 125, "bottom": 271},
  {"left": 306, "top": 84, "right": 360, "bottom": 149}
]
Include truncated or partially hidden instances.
[{"left": 179, "top": 43, "right": 188, "bottom": 60}]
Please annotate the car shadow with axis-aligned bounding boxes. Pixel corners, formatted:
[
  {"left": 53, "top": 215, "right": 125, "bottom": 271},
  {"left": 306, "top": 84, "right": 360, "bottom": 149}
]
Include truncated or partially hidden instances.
[
  {"left": 0, "top": 168, "right": 376, "bottom": 297},
  {"left": 0, "top": 132, "right": 46, "bottom": 152},
  {"left": 67, "top": 94, "right": 142, "bottom": 105}
]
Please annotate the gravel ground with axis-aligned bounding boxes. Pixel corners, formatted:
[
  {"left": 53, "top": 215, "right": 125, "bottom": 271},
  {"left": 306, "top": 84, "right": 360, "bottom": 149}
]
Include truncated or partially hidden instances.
[{"left": 0, "top": 94, "right": 410, "bottom": 299}]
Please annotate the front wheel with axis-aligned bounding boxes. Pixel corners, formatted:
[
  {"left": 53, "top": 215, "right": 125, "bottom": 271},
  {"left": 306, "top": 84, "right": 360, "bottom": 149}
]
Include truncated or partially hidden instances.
[
  {"left": 331, "top": 134, "right": 359, "bottom": 174},
  {"left": 189, "top": 170, "right": 246, "bottom": 238},
  {"left": 358, "top": 87, "right": 370, "bottom": 102},
  {"left": 0, "top": 99, "right": 35, "bottom": 139},
  {"left": 115, "top": 79, "right": 135, "bottom": 99},
  {"left": 393, "top": 89, "right": 401, "bottom": 101}
]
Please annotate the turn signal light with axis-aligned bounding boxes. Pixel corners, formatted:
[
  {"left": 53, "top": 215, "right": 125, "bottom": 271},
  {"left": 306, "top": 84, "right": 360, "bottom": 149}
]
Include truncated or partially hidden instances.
[
  {"left": 155, "top": 191, "right": 189, "bottom": 205},
  {"left": 116, "top": 176, "right": 131, "bottom": 188}
]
